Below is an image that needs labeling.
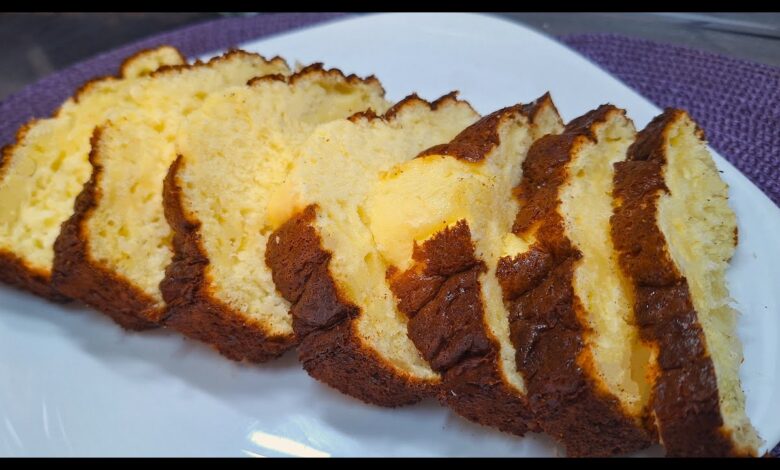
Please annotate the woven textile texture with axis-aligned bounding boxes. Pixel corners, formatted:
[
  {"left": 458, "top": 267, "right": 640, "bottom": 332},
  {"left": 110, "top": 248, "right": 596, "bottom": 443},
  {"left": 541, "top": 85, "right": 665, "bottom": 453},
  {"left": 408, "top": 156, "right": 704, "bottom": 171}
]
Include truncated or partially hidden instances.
[
  {"left": 559, "top": 33, "right": 780, "bottom": 208},
  {"left": 1, "top": 13, "right": 777, "bottom": 456}
]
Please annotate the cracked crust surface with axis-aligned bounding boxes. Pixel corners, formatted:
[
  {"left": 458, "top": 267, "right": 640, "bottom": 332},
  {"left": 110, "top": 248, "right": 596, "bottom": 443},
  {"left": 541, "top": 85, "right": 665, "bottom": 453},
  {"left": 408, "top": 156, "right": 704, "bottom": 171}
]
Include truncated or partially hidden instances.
[
  {"left": 266, "top": 94, "right": 480, "bottom": 405},
  {"left": 496, "top": 105, "right": 656, "bottom": 456},
  {"left": 611, "top": 109, "right": 760, "bottom": 456},
  {"left": 269, "top": 207, "right": 430, "bottom": 405},
  {"left": 381, "top": 96, "right": 562, "bottom": 434}
]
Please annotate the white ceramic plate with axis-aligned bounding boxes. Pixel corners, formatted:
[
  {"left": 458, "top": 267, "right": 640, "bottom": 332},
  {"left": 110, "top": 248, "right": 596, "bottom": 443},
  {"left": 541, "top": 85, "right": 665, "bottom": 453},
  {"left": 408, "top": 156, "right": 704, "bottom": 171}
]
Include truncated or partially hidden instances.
[{"left": 1, "top": 13, "right": 777, "bottom": 457}]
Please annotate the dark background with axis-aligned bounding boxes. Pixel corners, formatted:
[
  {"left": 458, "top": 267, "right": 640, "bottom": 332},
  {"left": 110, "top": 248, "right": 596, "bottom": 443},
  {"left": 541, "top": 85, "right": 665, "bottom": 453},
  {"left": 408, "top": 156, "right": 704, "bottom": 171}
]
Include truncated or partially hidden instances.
[{"left": 1, "top": 12, "right": 779, "bottom": 101}]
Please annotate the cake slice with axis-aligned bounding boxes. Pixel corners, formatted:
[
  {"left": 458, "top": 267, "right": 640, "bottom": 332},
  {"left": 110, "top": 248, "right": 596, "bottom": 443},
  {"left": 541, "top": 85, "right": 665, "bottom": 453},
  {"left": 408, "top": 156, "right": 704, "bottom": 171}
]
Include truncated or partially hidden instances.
[
  {"left": 360, "top": 95, "right": 563, "bottom": 428},
  {"left": 265, "top": 94, "right": 480, "bottom": 406},
  {"left": 611, "top": 109, "right": 761, "bottom": 456},
  {"left": 51, "top": 50, "right": 290, "bottom": 330},
  {"left": 495, "top": 105, "right": 656, "bottom": 456},
  {"left": 161, "top": 65, "right": 389, "bottom": 362},
  {"left": 0, "top": 46, "right": 185, "bottom": 300}
]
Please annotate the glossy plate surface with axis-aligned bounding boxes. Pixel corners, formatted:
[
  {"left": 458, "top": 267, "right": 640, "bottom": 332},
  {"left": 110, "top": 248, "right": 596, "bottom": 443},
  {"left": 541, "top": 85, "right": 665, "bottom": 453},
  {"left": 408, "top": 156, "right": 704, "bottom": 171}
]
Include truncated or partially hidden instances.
[{"left": 1, "top": 13, "right": 777, "bottom": 456}]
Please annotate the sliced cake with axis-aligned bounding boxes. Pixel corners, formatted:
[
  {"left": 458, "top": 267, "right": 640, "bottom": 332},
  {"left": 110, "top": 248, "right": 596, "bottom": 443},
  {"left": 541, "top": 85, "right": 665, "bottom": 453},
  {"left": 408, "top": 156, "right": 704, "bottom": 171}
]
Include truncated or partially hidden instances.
[
  {"left": 495, "top": 105, "right": 657, "bottom": 456},
  {"left": 0, "top": 46, "right": 185, "bottom": 300},
  {"left": 360, "top": 95, "right": 563, "bottom": 428},
  {"left": 265, "top": 94, "right": 480, "bottom": 406},
  {"left": 161, "top": 65, "right": 389, "bottom": 362},
  {"left": 611, "top": 109, "right": 761, "bottom": 456},
  {"left": 52, "top": 50, "right": 290, "bottom": 330}
]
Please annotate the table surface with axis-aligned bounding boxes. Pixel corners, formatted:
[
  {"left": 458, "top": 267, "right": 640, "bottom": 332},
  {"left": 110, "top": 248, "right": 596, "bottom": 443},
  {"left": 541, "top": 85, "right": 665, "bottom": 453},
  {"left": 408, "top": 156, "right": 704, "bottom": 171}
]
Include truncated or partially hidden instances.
[{"left": 1, "top": 12, "right": 779, "bottom": 102}]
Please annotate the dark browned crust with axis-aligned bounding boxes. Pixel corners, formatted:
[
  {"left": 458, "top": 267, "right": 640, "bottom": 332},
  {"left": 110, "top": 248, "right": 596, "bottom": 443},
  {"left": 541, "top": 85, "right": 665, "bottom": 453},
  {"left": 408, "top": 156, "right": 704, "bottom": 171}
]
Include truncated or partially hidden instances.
[
  {"left": 417, "top": 92, "right": 556, "bottom": 162},
  {"left": 388, "top": 221, "right": 537, "bottom": 435},
  {"left": 0, "top": 251, "right": 66, "bottom": 301},
  {"left": 265, "top": 94, "right": 481, "bottom": 405},
  {"left": 160, "top": 156, "right": 297, "bottom": 362},
  {"left": 611, "top": 109, "right": 749, "bottom": 457},
  {"left": 246, "top": 73, "right": 287, "bottom": 86},
  {"left": 495, "top": 105, "right": 655, "bottom": 456},
  {"left": 441, "top": 354, "right": 540, "bottom": 434},
  {"left": 51, "top": 129, "right": 160, "bottom": 330},
  {"left": 0, "top": 46, "right": 186, "bottom": 301},
  {"left": 383, "top": 98, "right": 562, "bottom": 436},
  {"left": 383, "top": 99, "right": 557, "bottom": 432},
  {"left": 266, "top": 206, "right": 431, "bottom": 406},
  {"left": 300, "top": 321, "right": 430, "bottom": 407},
  {"left": 266, "top": 206, "right": 354, "bottom": 336}
]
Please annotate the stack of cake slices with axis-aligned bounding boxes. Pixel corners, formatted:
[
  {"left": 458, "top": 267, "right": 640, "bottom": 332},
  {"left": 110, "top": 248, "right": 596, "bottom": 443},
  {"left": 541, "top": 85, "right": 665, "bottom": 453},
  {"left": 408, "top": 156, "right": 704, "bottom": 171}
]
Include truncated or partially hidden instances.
[{"left": 0, "top": 46, "right": 762, "bottom": 457}]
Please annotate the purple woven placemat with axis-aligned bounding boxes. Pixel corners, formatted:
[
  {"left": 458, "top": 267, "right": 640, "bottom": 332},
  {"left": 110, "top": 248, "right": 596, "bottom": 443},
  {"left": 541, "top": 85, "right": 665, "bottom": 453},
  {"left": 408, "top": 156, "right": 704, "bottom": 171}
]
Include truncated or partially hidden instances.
[
  {"left": 559, "top": 33, "right": 780, "bottom": 209},
  {"left": 1, "top": 12, "right": 777, "bottom": 457}
]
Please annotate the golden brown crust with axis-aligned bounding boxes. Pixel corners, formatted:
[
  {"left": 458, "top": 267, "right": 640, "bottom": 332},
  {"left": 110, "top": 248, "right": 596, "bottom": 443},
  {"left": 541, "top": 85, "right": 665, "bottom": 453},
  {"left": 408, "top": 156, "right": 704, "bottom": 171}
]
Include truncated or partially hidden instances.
[
  {"left": 345, "top": 93, "right": 462, "bottom": 124},
  {"left": 0, "top": 121, "right": 68, "bottom": 301},
  {"left": 0, "top": 46, "right": 186, "bottom": 300},
  {"left": 71, "top": 77, "right": 115, "bottom": 107},
  {"left": 347, "top": 92, "right": 474, "bottom": 125},
  {"left": 0, "top": 124, "right": 72, "bottom": 301},
  {"left": 611, "top": 109, "right": 745, "bottom": 457},
  {"left": 51, "top": 129, "right": 161, "bottom": 330},
  {"left": 384, "top": 92, "right": 464, "bottom": 120},
  {"left": 288, "top": 62, "right": 382, "bottom": 90},
  {"left": 73, "top": 46, "right": 185, "bottom": 106},
  {"left": 266, "top": 206, "right": 432, "bottom": 406},
  {"left": 0, "top": 120, "right": 35, "bottom": 194},
  {"left": 161, "top": 156, "right": 297, "bottom": 362},
  {"left": 495, "top": 105, "right": 655, "bottom": 456},
  {"left": 72, "top": 49, "right": 280, "bottom": 111},
  {"left": 50, "top": 48, "right": 289, "bottom": 330},
  {"left": 119, "top": 45, "right": 186, "bottom": 77},
  {"left": 160, "top": 63, "right": 384, "bottom": 364},
  {"left": 151, "top": 49, "right": 288, "bottom": 80},
  {"left": 247, "top": 62, "right": 383, "bottom": 95}
]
